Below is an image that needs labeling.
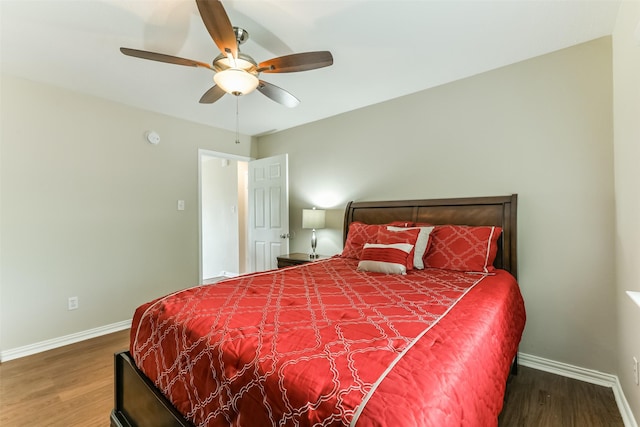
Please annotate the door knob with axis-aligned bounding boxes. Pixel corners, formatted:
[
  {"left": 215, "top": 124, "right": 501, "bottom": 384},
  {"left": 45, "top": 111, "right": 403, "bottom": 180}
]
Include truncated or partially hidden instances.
[{"left": 280, "top": 233, "right": 290, "bottom": 239}]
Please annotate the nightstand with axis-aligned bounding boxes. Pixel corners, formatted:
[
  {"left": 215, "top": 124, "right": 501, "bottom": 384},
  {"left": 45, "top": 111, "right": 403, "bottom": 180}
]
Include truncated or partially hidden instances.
[{"left": 276, "top": 253, "right": 329, "bottom": 268}]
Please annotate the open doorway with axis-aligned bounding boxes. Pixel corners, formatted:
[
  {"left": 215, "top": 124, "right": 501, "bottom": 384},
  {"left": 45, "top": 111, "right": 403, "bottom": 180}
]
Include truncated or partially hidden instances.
[{"left": 198, "top": 150, "right": 250, "bottom": 283}]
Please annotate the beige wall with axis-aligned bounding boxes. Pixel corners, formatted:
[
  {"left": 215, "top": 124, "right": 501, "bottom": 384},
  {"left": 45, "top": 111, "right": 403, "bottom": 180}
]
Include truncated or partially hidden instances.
[
  {"left": 0, "top": 75, "right": 255, "bottom": 351},
  {"left": 258, "top": 38, "right": 618, "bottom": 376},
  {"left": 613, "top": 0, "right": 640, "bottom": 418}
]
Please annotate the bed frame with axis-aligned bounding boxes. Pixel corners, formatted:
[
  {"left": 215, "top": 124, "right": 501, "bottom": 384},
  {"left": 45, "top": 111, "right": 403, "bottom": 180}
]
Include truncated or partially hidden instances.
[{"left": 111, "top": 194, "right": 518, "bottom": 427}]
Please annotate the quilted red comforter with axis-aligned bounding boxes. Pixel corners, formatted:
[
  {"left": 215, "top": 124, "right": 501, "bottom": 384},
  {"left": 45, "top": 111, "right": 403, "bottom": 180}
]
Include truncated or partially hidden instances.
[{"left": 131, "top": 257, "right": 525, "bottom": 427}]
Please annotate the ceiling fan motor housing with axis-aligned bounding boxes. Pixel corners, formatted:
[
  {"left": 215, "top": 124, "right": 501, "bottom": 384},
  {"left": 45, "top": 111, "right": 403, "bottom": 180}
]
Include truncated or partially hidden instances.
[{"left": 213, "top": 52, "right": 258, "bottom": 75}]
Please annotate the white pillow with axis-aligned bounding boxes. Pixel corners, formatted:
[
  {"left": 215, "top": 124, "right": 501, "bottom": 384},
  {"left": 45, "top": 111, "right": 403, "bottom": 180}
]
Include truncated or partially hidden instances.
[{"left": 387, "top": 225, "right": 434, "bottom": 269}]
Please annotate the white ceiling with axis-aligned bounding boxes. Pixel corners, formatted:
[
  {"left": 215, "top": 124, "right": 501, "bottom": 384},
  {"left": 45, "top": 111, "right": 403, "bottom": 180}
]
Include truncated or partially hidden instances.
[{"left": 0, "top": 0, "right": 622, "bottom": 137}]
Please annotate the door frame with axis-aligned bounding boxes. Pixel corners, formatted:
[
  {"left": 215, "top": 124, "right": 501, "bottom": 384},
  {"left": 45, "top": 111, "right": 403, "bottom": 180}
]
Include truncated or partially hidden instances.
[{"left": 198, "top": 149, "right": 253, "bottom": 284}]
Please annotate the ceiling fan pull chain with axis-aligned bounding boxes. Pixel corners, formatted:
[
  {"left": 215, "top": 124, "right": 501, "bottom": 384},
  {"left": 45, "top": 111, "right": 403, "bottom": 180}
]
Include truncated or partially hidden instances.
[{"left": 235, "top": 96, "right": 240, "bottom": 144}]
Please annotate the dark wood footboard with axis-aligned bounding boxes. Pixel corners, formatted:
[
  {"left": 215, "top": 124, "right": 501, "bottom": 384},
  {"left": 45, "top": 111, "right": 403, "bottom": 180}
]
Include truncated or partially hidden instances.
[
  {"left": 111, "top": 351, "right": 193, "bottom": 427},
  {"left": 111, "top": 352, "right": 521, "bottom": 427}
]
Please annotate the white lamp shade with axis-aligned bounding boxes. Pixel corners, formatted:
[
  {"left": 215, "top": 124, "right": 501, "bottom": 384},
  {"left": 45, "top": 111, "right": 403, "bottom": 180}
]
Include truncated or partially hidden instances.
[
  {"left": 302, "top": 208, "right": 326, "bottom": 229},
  {"left": 214, "top": 68, "right": 259, "bottom": 95}
]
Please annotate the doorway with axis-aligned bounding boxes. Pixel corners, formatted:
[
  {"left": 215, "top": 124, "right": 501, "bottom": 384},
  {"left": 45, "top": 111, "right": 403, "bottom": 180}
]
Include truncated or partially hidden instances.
[{"left": 198, "top": 149, "right": 250, "bottom": 283}]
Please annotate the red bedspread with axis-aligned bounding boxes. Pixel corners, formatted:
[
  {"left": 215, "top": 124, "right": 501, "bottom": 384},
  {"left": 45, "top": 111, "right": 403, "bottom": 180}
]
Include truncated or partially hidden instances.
[{"left": 131, "top": 257, "right": 525, "bottom": 427}]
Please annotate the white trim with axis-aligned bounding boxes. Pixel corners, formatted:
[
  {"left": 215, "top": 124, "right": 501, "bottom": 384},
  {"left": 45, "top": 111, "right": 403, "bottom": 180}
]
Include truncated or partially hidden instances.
[
  {"left": 220, "top": 271, "right": 239, "bottom": 278},
  {"left": 519, "top": 352, "right": 638, "bottom": 427},
  {"left": 0, "top": 319, "right": 132, "bottom": 362},
  {"left": 612, "top": 375, "right": 639, "bottom": 427},
  {"left": 198, "top": 149, "right": 254, "bottom": 163},
  {"left": 519, "top": 352, "right": 616, "bottom": 386}
]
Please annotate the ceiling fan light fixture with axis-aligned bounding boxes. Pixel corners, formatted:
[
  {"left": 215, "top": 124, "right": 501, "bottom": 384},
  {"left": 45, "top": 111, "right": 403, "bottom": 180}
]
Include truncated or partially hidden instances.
[
  {"left": 214, "top": 68, "right": 259, "bottom": 96},
  {"left": 120, "top": 6, "right": 333, "bottom": 108}
]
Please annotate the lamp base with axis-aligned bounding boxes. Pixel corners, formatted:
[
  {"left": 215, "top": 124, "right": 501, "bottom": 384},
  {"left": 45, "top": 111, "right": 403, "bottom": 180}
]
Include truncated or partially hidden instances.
[{"left": 309, "top": 229, "right": 319, "bottom": 259}]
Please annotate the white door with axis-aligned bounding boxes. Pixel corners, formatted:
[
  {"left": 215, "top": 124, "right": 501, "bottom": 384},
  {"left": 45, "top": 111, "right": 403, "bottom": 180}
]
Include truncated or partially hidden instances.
[{"left": 248, "top": 154, "right": 289, "bottom": 272}]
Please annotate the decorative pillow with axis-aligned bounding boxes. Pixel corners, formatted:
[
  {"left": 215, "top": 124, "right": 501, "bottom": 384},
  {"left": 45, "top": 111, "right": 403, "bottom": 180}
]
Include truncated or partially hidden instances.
[
  {"left": 377, "top": 227, "right": 421, "bottom": 270},
  {"left": 341, "top": 222, "right": 381, "bottom": 259},
  {"left": 357, "top": 243, "right": 414, "bottom": 275},
  {"left": 386, "top": 225, "right": 434, "bottom": 269},
  {"left": 423, "top": 225, "right": 502, "bottom": 273}
]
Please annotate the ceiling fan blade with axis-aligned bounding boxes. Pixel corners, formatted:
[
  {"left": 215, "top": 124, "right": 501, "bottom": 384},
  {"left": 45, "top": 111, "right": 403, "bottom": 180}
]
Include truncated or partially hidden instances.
[
  {"left": 257, "top": 80, "right": 300, "bottom": 108},
  {"left": 258, "top": 51, "right": 333, "bottom": 73},
  {"left": 196, "top": 0, "right": 238, "bottom": 58},
  {"left": 120, "top": 47, "right": 213, "bottom": 70},
  {"left": 199, "top": 85, "right": 226, "bottom": 104}
]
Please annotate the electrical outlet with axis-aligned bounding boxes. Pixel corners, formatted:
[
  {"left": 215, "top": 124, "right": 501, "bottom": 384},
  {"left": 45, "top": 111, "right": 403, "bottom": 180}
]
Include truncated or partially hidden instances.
[
  {"left": 634, "top": 357, "right": 639, "bottom": 386},
  {"left": 68, "top": 296, "right": 79, "bottom": 311}
]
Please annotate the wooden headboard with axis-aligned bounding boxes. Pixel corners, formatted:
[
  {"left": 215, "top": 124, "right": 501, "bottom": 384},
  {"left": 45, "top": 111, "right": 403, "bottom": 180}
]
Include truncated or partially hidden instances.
[{"left": 343, "top": 194, "right": 518, "bottom": 278}]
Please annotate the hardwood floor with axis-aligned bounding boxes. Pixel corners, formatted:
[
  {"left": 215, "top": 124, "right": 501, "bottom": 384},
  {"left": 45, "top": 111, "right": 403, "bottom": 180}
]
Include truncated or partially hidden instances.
[
  {"left": 0, "top": 329, "right": 129, "bottom": 427},
  {"left": 0, "top": 331, "right": 625, "bottom": 426},
  {"left": 499, "top": 366, "right": 624, "bottom": 427}
]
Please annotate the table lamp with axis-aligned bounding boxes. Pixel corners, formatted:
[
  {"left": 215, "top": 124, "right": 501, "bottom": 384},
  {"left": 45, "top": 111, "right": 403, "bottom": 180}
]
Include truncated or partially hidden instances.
[{"left": 302, "top": 207, "right": 326, "bottom": 258}]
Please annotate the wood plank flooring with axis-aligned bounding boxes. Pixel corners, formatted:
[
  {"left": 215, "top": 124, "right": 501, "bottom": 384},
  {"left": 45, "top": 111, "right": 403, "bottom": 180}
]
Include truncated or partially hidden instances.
[
  {"left": 499, "top": 366, "right": 624, "bottom": 426},
  {"left": 0, "top": 329, "right": 129, "bottom": 427},
  {"left": 0, "top": 330, "right": 625, "bottom": 426}
]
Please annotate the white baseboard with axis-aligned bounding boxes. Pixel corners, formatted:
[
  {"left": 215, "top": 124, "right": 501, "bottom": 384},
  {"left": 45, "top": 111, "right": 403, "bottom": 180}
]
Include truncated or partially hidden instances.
[
  {"left": 0, "top": 319, "right": 132, "bottom": 363},
  {"left": 220, "top": 271, "right": 239, "bottom": 278},
  {"left": 519, "top": 352, "right": 638, "bottom": 427}
]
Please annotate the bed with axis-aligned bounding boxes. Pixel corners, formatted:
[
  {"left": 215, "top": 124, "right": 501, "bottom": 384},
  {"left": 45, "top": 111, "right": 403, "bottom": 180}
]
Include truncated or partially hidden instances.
[{"left": 111, "top": 194, "right": 525, "bottom": 427}]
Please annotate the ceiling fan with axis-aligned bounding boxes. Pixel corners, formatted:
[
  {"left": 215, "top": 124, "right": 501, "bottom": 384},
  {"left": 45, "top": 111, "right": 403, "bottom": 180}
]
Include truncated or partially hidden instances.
[{"left": 120, "top": 0, "right": 333, "bottom": 108}]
